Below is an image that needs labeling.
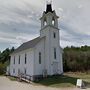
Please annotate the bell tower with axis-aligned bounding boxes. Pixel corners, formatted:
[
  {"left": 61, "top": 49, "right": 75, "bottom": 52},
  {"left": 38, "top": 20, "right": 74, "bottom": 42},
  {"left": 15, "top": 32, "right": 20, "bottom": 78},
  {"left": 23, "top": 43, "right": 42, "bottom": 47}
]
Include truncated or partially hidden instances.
[
  {"left": 40, "top": 2, "right": 59, "bottom": 29},
  {"left": 40, "top": 2, "right": 63, "bottom": 75}
]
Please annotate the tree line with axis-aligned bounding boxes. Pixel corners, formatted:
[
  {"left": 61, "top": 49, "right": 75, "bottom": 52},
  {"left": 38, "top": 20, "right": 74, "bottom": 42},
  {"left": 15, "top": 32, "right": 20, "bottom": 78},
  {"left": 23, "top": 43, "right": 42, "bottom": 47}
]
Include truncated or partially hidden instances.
[
  {"left": 0, "top": 47, "right": 14, "bottom": 75},
  {"left": 63, "top": 45, "right": 90, "bottom": 72}
]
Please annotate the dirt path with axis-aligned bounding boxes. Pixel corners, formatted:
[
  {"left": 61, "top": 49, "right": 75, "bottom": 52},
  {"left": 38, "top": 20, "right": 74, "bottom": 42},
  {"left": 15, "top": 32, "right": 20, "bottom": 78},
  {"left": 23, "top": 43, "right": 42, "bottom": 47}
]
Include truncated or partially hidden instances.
[{"left": 0, "top": 76, "right": 89, "bottom": 90}]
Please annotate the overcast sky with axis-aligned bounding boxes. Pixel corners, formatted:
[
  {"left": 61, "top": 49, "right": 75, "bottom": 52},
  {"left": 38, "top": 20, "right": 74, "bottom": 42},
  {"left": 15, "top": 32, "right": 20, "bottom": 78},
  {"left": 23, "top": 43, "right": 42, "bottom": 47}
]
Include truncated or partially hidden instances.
[{"left": 0, "top": 0, "right": 90, "bottom": 51}]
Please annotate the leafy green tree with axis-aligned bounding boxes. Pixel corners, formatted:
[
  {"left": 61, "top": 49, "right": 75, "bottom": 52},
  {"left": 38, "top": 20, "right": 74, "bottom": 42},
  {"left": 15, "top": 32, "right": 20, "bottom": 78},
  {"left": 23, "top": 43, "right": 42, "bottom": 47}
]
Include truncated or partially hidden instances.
[
  {"left": 0, "top": 47, "right": 15, "bottom": 75},
  {"left": 63, "top": 46, "right": 90, "bottom": 72}
]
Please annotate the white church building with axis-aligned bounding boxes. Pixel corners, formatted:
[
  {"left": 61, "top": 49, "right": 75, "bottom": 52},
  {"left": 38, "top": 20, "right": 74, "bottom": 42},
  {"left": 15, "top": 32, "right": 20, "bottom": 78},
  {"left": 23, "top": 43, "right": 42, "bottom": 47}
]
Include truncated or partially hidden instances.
[{"left": 8, "top": 3, "right": 63, "bottom": 81}]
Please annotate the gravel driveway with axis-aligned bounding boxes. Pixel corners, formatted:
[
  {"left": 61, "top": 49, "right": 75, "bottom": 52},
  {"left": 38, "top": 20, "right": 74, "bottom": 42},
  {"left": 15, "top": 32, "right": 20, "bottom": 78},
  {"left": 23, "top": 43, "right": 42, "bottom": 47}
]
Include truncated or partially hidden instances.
[{"left": 0, "top": 76, "right": 89, "bottom": 90}]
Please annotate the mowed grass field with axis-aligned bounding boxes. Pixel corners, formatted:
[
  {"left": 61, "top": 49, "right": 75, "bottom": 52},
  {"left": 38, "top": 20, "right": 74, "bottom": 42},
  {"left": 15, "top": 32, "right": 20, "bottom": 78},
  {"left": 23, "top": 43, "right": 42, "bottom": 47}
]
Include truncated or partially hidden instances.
[{"left": 35, "top": 72, "right": 90, "bottom": 88}]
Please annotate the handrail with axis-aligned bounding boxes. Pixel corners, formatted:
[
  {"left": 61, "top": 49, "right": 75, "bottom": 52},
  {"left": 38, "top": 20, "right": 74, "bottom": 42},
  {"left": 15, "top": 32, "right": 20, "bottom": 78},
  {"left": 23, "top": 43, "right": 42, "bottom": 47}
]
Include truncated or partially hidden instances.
[{"left": 18, "top": 73, "right": 32, "bottom": 82}]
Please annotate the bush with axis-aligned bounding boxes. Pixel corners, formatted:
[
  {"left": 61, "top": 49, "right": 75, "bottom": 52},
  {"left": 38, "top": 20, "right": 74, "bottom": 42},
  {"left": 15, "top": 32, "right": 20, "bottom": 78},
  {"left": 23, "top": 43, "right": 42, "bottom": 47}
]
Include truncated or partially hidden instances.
[{"left": 0, "top": 63, "right": 6, "bottom": 75}]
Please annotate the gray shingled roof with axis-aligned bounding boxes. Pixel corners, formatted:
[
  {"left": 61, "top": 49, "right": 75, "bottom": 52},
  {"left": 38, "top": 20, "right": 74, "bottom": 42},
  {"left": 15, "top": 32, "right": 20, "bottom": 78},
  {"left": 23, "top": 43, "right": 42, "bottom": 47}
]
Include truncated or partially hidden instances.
[{"left": 12, "top": 36, "right": 44, "bottom": 54}]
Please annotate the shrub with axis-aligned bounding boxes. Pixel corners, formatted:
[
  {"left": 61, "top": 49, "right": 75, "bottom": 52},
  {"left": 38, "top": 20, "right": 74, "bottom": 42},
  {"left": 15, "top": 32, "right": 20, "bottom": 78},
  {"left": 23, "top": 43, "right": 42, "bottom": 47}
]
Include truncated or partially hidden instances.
[{"left": 0, "top": 63, "right": 6, "bottom": 75}]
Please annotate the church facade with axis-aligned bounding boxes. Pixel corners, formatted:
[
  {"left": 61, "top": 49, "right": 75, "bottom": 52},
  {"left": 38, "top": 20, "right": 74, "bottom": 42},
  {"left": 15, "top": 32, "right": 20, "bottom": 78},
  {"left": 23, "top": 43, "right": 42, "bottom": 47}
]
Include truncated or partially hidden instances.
[{"left": 8, "top": 3, "right": 63, "bottom": 81}]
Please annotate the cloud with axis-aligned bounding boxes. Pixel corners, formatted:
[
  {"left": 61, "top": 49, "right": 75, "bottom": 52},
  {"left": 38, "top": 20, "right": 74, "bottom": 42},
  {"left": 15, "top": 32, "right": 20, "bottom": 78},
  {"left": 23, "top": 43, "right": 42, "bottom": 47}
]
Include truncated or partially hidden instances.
[
  {"left": 58, "top": 8, "right": 63, "bottom": 12},
  {"left": 78, "top": 5, "right": 83, "bottom": 8},
  {"left": 0, "top": 0, "right": 90, "bottom": 51}
]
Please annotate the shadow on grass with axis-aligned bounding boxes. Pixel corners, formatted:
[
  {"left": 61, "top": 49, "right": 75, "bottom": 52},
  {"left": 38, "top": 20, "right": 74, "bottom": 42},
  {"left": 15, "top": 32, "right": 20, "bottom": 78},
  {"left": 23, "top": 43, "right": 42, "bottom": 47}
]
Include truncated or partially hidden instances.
[
  {"left": 35, "top": 75, "right": 78, "bottom": 87},
  {"left": 85, "top": 82, "right": 90, "bottom": 88}
]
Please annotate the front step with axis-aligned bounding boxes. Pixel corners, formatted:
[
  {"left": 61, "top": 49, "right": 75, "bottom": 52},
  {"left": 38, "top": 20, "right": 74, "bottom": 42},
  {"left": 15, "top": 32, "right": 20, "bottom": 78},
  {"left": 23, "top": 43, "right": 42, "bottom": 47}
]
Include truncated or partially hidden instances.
[
  {"left": 18, "top": 73, "right": 32, "bottom": 83},
  {"left": 20, "top": 77, "right": 30, "bottom": 83}
]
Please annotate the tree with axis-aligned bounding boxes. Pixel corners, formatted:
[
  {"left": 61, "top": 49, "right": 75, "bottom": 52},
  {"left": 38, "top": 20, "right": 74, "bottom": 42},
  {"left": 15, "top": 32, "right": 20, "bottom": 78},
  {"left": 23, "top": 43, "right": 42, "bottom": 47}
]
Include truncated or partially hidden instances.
[
  {"left": 63, "top": 46, "right": 90, "bottom": 72},
  {"left": 0, "top": 47, "right": 15, "bottom": 75}
]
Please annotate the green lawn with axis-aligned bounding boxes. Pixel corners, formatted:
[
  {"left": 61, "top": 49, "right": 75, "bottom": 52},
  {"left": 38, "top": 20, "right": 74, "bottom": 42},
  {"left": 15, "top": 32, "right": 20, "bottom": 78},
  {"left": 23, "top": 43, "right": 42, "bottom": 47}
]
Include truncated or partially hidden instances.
[{"left": 35, "top": 72, "right": 90, "bottom": 88}]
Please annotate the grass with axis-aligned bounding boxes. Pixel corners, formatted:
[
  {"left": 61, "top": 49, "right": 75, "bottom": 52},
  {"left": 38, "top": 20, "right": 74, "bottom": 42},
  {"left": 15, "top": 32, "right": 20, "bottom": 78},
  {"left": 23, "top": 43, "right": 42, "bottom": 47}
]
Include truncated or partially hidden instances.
[
  {"left": 0, "top": 74, "right": 4, "bottom": 76},
  {"left": 8, "top": 76, "right": 17, "bottom": 81},
  {"left": 35, "top": 72, "right": 90, "bottom": 88},
  {"left": 0, "top": 73, "right": 6, "bottom": 76},
  {"left": 64, "top": 72, "right": 90, "bottom": 83}
]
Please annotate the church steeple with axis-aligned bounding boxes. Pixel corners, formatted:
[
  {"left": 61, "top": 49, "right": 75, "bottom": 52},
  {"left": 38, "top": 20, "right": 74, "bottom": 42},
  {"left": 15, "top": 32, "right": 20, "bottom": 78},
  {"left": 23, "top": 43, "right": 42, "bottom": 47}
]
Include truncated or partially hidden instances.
[
  {"left": 40, "top": 2, "right": 59, "bottom": 29},
  {"left": 45, "top": 3, "right": 53, "bottom": 14}
]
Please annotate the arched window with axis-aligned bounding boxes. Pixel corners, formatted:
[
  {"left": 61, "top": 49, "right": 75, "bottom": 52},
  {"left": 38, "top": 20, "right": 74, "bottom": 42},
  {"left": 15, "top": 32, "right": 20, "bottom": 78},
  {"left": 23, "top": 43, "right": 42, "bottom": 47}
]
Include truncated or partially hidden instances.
[
  {"left": 44, "top": 21, "right": 47, "bottom": 26},
  {"left": 52, "top": 17, "right": 55, "bottom": 26},
  {"left": 52, "top": 20, "right": 55, "bottom": 25},
  {"left": 44, "top": 17, "right": 47, "bottom": 27}
]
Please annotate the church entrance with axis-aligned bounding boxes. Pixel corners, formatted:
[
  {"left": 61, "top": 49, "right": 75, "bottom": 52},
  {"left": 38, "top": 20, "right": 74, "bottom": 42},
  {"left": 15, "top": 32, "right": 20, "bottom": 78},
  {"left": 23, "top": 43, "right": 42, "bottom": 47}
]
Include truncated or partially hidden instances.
[{"left": 53, "top": 62, "right": 58, "bottom": 75}]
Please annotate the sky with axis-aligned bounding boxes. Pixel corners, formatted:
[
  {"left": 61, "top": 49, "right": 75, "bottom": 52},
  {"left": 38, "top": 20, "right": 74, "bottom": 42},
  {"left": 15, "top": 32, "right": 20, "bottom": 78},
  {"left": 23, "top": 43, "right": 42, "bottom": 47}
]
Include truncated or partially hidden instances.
[{"left": 0, "top": 0, "right": 90, "bottom": 51}]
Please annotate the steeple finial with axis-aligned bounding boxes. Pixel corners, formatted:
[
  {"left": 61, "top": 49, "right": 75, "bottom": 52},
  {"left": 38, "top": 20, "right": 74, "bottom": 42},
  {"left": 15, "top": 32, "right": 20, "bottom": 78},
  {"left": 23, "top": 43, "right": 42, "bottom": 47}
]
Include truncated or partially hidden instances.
[
  {"left": 45, "top": 0, "right": 53, "bottom": 14},
  {"left": 46, "top": 0, "right": 52, "bottom": 5}
]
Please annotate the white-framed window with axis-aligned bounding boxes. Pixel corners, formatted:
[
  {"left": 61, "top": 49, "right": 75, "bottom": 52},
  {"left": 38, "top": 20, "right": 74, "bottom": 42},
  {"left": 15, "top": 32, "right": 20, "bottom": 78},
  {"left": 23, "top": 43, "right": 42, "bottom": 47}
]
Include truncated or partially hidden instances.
[
  {"left": 19, "top": 55, "right": 20, "bottom": 64},
  {"left": 13, "top": 68, "right": 15, "bottom": 73},
  {"left": 53, "top": 32, "right": 56, "bottom": 38},
  {"left": 24, "top": 68, "right": 26, "bottom": 74},
  {"left": 39, "top": 52, "right": 41, "bottom": 64},
  {"left": 25, "top": 53, "right": 27, "bottom": 64},
  {"left": 14, "top": 56, "right": 15, "bottom": 64},
  {"left": 54, "top": 48, "right": 57, "bottom": 59},
  {"left": 18, "top": 69, "right": 20, "bottom": 74}
]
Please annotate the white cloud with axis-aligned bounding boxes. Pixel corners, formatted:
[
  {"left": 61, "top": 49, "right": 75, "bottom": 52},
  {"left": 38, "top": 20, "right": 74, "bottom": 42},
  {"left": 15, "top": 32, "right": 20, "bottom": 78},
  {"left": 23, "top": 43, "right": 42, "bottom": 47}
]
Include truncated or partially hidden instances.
[
  {"left": 58, "top": 8, "right": 63, "bottom": 12},
  {"left": 0, "top": 31, "right": 39, "bottom": 50},
  {"left": 78, "top": 5, "right": 83, "bottom": 8},
  {"left": 0, "top": 0, "right": 90, "bottom": 50}
]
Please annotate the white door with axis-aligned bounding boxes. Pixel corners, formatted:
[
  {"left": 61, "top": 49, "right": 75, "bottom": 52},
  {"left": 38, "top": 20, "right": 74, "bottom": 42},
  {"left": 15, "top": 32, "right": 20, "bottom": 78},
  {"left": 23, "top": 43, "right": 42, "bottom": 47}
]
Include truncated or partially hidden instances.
[{"left": 53, "top": 62, "right": 58, "bottom": 75}]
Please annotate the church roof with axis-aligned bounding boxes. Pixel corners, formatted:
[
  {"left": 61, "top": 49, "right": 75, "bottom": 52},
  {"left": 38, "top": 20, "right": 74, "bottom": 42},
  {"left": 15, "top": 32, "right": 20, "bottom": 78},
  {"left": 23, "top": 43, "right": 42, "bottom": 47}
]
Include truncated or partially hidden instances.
[{"left": 12, "top": 37, "right": 45, "bottom": 54}]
